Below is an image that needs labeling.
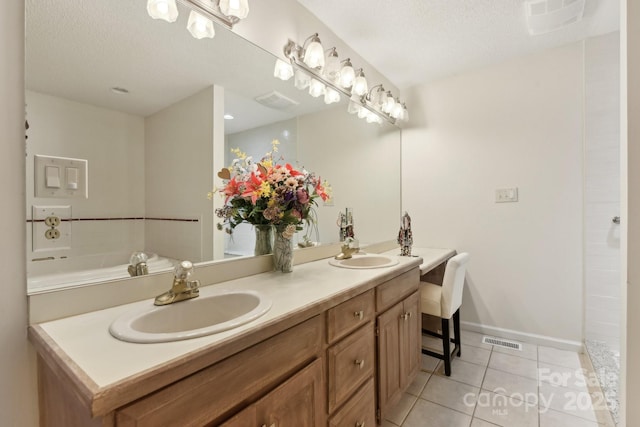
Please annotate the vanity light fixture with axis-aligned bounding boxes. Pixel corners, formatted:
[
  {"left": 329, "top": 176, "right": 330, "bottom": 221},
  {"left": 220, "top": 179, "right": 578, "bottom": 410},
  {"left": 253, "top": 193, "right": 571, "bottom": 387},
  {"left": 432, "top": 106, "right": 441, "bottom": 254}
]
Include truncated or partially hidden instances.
[
  {"left": 187, "top": 10, "right": 215, "bottom": 39},
  {"left": 146, "top": 0, "right": 249, "bottom": 40},
  {"left": 219, "top": 0, "right": 250, "bottom": 20},
  {"left": 147, "top": 0, "right": 179, "bottom": 22},
  {"left": 276, "top": 34, "right": 409, "bottom": 125}
]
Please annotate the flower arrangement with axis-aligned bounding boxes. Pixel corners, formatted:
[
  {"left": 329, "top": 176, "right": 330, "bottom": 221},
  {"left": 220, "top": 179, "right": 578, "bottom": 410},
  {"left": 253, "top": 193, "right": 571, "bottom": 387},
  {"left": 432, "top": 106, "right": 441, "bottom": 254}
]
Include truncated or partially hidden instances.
[{"left": 211, "top": 139, "right": 331, "bottom": 240}]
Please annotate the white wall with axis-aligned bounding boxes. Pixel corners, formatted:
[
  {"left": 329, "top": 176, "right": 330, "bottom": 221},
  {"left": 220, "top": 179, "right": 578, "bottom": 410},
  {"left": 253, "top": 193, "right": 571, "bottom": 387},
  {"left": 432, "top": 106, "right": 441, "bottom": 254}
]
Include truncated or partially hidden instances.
[
  {"left": 402, "top": 43, "right": 585, "bottom": 344},
  {"left": 145, "top": 86, "right": 219, "bottom": 262},
  {"left": 0, "top": 2, "right": 38, "bottom": 426},
  {"left": 583, "top": 32, "right": 621, "bottom": 350},
  {"left": 25, "top": 91, "right": 145, "bottom": 267}
]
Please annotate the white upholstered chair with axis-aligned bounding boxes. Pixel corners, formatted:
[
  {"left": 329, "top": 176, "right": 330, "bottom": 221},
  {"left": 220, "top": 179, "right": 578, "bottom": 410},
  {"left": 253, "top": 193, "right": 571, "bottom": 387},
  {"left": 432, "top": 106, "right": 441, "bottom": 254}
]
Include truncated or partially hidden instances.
[{"left": 420, "top": 252, "right": 470, "bottom": 376}]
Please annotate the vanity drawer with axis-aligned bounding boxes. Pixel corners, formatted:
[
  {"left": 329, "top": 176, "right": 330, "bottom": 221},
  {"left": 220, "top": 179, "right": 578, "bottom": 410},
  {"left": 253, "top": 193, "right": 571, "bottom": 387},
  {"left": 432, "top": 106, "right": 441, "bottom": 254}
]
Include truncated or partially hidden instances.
[
  {"left": 327, "top": 324, "right": 375, "bottom": 413},
  {"left": 327, "top": 289, "right": 374, "bottom": 344},
  {"left": 376, "top": 268, "right": 420, "bottom": 312},
  {"left": 328, "top": 377, "right": 376, "bottom": 427}
]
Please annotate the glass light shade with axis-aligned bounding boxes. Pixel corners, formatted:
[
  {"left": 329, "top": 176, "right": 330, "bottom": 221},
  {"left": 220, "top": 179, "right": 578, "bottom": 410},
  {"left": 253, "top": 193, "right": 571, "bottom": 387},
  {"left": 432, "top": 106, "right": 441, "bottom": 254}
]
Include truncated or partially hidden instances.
[
  {"left": 347, "top": 100, "right": 361, "bottom": 115},
  {"left": 303, "top": 39, "right": 325, "bottom": 69},
  {"left": 147, "top": 0, "right": 178, "bottom": 22},
  {"left": 339, "top": 61, "right": 355, "bottom": 88},
  {"left": 308, "top": 79, "right": 326, "bottom": 98},
  {"left": 390, "top": 99, "right": 404, "bottom": 119},
  {"left": 294, "top": 70, "right": 311, "bottom": 90},
  {"left": 372, "top": 87, "right": 386, "bottom": 107},
  {"left": 187, "top": 11, "right": 215, "bottom": 39},
  {"left": 219, "top": 0, "right": 250, "bottom": 19},
  {"left": 273, "top": 59, "right": 294, "bottom": 81},
  {"left": 366, "top": 111, "right": 380, "bottom": 124},
  {"left": 381, "top": 92, "right": 395, "bottom": 113},
  {"left": 324, "top": 87, "right": 341, "bottom": 104},
  {"left": 357, "top": 106, "right": 368, "bottom": 119},
  {"left": 352, "top": 71, "right": 368, "bottom": 96},
  {"left": 323, "top": 49, "right": 341, "bottom": 81}
]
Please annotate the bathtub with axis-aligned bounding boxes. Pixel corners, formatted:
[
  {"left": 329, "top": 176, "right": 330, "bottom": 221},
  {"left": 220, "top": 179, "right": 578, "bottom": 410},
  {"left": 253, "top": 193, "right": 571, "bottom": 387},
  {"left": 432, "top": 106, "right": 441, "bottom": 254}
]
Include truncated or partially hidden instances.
[{"left": 27, "top": 251, "right": 177, "bottom": 292}]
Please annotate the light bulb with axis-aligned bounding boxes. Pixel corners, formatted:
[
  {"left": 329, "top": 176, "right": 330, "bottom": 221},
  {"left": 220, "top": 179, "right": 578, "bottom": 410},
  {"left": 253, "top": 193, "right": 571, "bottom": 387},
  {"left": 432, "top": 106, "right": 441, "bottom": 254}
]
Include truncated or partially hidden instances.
[
  {"left": 352, "top": 70, "right": 368, "bottom": 97},
  {"left": 187, "top": 11, "right": 215, "bottom": 39},
  {"left": 390, "top": 99, "right": 403, "bottom": 119},
  {"left": 308, "top": 79, "right": 326, "bottom": 98},
  {"left": 273, "top": 59, "right": 294, "bottom": 81},
  {"left": 303, "top": 36, "right": 325, "bottom": 69},
  {"left": 219, "top": 0, "right": 250, "bottom": 19},
  {"left": 147, "top": 0, "right": 178, "bottom": 22},
  {"left": 339, "top": 60, "right": 355, "bottom": 88}
]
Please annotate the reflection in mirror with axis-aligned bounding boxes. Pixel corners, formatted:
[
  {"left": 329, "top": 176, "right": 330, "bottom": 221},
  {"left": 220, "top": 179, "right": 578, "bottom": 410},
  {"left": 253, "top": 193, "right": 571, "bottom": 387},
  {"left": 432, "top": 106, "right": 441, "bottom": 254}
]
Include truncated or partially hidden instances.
[{"left": 25, "top": 0, "right": 401, "bottom": 293}]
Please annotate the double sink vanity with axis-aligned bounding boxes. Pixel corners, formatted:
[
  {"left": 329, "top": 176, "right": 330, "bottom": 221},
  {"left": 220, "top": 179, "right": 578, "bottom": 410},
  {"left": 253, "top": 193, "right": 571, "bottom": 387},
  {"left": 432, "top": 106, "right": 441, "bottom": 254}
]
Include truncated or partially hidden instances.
[{"left": 29, "top": 245, "right": 455, "bottom": 427}]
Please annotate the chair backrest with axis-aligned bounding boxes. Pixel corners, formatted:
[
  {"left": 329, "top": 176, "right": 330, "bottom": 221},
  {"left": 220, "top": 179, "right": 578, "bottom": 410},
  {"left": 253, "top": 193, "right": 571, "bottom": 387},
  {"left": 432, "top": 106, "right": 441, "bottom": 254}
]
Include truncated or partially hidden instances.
[{"left": 440, "top": 252, "right": 470, "bottom": 318}]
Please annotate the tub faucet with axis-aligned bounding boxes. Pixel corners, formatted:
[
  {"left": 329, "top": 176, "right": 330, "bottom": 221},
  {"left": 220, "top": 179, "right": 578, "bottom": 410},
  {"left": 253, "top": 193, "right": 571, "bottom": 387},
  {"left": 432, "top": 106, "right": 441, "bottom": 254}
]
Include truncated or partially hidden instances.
[
  {"left": 154, "top": 260, "right": 200, "bottom": 306},
  {"left": 128, "top": 251, "right": 149, "bottom": 277}
]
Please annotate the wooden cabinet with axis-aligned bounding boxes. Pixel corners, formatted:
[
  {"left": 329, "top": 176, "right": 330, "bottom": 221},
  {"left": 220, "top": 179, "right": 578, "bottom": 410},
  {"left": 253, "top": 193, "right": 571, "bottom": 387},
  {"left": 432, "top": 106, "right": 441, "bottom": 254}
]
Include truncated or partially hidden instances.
[
  {"left": 33, "top": 265, "right": 422, "bottom": 427},
  {"left": 375, "top": 268, "right": 421, "bottom": 421},
  {"left": 221, "top": 359, "right": 325, "bottom": 427}
]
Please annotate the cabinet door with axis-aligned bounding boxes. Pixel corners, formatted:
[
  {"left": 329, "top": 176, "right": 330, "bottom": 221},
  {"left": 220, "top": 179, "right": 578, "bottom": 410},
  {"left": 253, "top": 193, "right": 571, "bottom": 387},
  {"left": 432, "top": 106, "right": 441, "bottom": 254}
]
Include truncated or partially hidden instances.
[
  {"left": 376, "top": 301, "right": 403, "bottom": 415},
  {"left": 255, "top": 358, "right": 325, "bottom": 427},
  {"left": 400, "top": 291, "right": 420, "bottom": 390}
]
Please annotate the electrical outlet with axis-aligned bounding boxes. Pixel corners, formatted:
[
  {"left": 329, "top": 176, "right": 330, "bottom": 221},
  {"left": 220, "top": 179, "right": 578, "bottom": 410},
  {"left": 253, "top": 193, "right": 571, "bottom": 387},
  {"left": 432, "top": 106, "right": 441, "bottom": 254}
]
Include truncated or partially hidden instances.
[
  {"left": 32, "top": 205, "right": 72, "bottom": 252},
  {"left": 495, "top": 187, "right": 519, "bottom": 203}
]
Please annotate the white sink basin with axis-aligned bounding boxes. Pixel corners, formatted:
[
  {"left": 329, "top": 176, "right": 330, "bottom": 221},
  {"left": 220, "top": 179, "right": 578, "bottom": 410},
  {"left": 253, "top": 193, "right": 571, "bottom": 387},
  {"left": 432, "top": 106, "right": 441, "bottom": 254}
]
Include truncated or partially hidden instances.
[
  {"left": 329, "top": 254, "right": 399, "bottom": 269},
  {"left": 109, "top": 290, "right": 272, "bottom": 343}
]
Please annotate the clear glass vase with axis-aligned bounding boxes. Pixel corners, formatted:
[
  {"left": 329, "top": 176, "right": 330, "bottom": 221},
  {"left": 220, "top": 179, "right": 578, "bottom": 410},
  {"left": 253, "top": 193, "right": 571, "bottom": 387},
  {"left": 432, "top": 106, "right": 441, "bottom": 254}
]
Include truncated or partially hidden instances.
[
  {"left": 273, "top": 230, "right": 294, "bottom": 273},
  {"left": 254, "top": 225, "right": 273, "bottom": 256}
]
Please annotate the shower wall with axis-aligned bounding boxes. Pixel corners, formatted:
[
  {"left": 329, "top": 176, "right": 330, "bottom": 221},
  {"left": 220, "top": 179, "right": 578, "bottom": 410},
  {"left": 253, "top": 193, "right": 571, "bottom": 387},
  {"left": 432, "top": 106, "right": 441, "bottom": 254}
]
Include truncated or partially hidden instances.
[{"left": 584, "top": 32, "right": 621, "bottom": 351}]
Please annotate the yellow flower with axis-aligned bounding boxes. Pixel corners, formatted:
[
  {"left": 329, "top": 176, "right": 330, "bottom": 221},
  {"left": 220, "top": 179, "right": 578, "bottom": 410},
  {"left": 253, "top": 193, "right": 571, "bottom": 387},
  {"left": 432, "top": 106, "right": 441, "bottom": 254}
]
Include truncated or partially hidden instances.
[
  {"left": 271, "top": 139, "right": 280, "bottom": 152},
  {"left": 258, "top": 181, "right": 272, "bottom": 198},
  {"left": 261, "top": 159, "right": 273, "bottom": 168},
  {"left": 230, "top": 147, "right": 247, "bottom": 160}
]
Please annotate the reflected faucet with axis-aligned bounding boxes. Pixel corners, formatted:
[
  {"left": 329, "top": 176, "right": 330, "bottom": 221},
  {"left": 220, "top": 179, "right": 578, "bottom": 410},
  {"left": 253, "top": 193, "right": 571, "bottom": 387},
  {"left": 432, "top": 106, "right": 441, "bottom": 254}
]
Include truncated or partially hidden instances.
[
  {"left": 397, "top": 211, "right": 413, "bottom": 256},
  {"left": 154, "top": 260, "right": 200, "bottom": 306},
  {"left": 128, "top": 251, "right": 149, "bottom": 277}
]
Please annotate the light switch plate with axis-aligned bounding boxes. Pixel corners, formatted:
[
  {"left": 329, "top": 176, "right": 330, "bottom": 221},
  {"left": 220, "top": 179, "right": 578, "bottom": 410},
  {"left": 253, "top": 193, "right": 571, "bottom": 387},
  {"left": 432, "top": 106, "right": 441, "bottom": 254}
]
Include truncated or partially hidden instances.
[
  {"left": 35, "top": 155, "right": 88, "bottom": 198},
  {"left": 495, "top": 187, "right": 519, "bottom": 203}
]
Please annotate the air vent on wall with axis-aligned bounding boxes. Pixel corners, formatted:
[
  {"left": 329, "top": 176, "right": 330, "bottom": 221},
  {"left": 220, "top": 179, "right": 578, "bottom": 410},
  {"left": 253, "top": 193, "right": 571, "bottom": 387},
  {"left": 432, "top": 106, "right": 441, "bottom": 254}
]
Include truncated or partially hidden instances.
[
  {"left": 482, "top": 336, "right": 523, "bottom": 351},
  {"left": 524, "top": 0, "right": 586, "bottom": 35},
  {"left": 254, "top": 91, "right": 300, "bottom": 110}
]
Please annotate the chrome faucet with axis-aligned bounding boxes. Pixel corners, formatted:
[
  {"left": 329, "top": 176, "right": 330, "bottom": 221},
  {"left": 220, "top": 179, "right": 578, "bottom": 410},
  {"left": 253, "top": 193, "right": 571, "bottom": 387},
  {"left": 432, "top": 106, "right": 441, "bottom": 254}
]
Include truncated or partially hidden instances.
[
  {"left": 335, "top": 237, "right": 359, "bottom": 260},
  {"left": 128, "top": 251, "right": 149, "bottom": 277},
  {"left": 154, "top": 260, "right": 200, "bottom": 306}
]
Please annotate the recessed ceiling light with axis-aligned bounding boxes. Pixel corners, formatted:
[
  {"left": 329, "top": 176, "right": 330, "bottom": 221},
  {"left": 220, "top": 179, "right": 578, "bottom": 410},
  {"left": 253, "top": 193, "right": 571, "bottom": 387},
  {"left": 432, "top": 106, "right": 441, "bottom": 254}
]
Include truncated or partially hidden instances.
[
  {"left": 224, "top": 114, "right": 234, "bottom": 120},
  {"left": 110, "top": 87, "right": 130, "bottom": 95}
]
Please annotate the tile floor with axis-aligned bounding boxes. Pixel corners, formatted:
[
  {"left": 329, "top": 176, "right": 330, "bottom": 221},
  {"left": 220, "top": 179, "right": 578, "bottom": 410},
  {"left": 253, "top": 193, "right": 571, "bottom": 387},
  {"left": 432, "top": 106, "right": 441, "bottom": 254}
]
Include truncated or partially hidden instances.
[{"left": 383, "top": 330, "right": 616, "bottom": 427}]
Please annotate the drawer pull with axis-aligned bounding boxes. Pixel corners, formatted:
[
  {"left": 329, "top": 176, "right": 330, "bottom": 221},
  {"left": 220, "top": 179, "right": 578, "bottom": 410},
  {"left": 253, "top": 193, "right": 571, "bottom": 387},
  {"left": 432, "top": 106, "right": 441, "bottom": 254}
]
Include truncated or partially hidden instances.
[
  {"left": 400, "top": 311, "right": 412, "bottom": 320},
  {"left": 354, "top": 310, "right": 364, "bottom": 320},
  {"left": 354, "top": 359, "right": 365, "bottom": 369},
  {"left": 355, "top": 422, "right": 365, "bottom": 427},
  {"left": 261, "top": 424, "right": 275, "bottom": 427}
]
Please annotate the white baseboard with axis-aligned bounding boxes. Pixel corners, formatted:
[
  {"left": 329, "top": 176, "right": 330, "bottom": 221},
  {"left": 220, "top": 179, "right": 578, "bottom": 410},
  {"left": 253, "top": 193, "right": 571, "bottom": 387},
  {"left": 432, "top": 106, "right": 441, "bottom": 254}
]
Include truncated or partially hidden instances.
[{"left": 460, "top": 321, "right": 585, "bottom": 353}]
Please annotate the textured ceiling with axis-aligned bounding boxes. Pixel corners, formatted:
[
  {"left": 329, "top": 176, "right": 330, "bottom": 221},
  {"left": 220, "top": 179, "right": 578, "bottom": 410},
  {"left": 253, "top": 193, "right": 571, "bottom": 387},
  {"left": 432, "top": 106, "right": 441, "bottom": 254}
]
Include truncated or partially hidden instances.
[{"left": 295, "top": 0, "right": 620, "bottom": 90}]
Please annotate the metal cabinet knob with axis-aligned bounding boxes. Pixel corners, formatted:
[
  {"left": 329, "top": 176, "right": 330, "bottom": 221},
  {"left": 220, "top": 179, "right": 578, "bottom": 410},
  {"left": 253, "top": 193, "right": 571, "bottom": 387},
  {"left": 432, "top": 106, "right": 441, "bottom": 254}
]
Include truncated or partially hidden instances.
[
  {"left": 354, "top": 310, "right": 364, "bottom": 320},
  {"left": 354, "top": 359, "right": 365, "bottom": 369}
]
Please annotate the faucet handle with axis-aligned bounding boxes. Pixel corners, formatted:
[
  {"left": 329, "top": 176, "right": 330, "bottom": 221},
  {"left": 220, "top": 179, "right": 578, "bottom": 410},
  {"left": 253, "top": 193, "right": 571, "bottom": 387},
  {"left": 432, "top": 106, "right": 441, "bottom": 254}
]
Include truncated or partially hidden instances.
[{"left": 174, "top": 260, "right": 194, "bottom": 280}]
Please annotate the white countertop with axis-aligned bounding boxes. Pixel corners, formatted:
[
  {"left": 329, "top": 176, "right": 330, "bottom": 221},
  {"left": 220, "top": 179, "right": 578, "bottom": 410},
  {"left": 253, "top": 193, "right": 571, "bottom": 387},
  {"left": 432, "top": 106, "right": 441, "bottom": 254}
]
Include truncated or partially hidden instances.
[{"left": 36, "top": 246, "right": 454, "bottom": 391}]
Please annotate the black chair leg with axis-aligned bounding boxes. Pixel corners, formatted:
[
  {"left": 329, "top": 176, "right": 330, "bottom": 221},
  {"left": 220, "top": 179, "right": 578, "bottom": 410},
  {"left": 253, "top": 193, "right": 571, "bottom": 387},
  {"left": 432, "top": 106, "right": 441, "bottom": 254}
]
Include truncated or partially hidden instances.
[
  {"left": 453, "top": 309, "right": 461, "bottom": 357},
  {"left": 442, "top": 318, "right": 451, "bottom": 376}
]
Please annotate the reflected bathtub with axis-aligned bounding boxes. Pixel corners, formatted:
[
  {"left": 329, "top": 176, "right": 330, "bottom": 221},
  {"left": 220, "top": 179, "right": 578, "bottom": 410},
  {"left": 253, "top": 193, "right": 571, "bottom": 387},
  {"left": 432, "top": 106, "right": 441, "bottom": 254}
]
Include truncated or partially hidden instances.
[{"left": 27, "top": 252, "right": 176, "bottom": 292}]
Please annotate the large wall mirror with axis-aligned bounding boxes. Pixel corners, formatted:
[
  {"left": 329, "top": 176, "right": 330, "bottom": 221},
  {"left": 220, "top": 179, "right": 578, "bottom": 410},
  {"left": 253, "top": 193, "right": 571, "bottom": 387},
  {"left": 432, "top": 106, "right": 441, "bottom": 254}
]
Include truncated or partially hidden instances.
[{"left": 25, "top": 0, "right": 401, "bottom": 294}]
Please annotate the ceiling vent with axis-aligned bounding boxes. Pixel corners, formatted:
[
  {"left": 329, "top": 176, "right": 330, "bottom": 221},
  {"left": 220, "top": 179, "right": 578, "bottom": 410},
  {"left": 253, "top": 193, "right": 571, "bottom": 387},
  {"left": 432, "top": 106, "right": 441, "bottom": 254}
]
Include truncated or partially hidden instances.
[
  {"left": 524, "top": 0, "right": 586, "bottom": 35},
  {"left": 254, "top": 91, "right": 300, "bottom": 110}
]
